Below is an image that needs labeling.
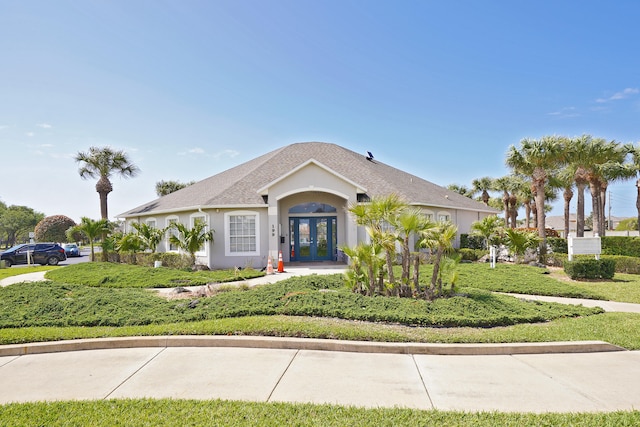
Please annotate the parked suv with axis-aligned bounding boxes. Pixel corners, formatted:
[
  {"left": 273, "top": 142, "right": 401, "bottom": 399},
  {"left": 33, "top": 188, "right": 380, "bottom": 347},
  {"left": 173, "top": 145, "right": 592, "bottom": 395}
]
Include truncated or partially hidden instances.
[{"left": 0, "top": 243, "right": 67, "bottom": 267}]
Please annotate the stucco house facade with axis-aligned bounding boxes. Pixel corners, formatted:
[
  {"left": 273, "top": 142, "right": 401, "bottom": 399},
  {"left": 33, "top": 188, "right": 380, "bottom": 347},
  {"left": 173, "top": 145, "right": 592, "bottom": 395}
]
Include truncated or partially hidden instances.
[{"left": 118, "top": 142, "right": 498, "bottom": 269}]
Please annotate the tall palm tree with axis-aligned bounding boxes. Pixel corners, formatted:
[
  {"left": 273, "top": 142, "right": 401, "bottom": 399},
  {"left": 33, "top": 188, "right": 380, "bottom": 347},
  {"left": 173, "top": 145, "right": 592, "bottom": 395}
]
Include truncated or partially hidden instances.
[
  {"left": 75, "top": 146, "right": 140, "bottom": 220},
  {"left": 582, "top": 138, "right": 632, "bottom": 236},
  {"left": 628, "top": 143, "right": 640, "bottom": 232},
  {"left": 491, "top": 176, "right": 512, "bottom": 227},
  {"left": 471, "top": 176, "right": 493, "bottom": 205},
  {"left": 505, "top": 136, "right": 566, "bottom": 260}
]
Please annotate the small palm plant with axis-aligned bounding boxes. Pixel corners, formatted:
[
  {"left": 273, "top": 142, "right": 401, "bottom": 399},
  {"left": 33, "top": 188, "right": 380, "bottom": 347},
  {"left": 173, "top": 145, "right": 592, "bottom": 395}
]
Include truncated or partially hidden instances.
[
  {"left": 131, "top": 222, "right": 166, "bottom": 253},
  {"left": 420, "top": 221, "right": 458, "bottom": 300},
  {"left": 67, "top": 217, "right": 112, "bottom": 261},
  {"left": 169, "top": 221, "right": 214, "bottom": 266},
  {"left": 503, "top": 228, "right": 540, "bottom": 263},
  {"left": 470, "top": 215, "right": 503, "bottom": 250}
]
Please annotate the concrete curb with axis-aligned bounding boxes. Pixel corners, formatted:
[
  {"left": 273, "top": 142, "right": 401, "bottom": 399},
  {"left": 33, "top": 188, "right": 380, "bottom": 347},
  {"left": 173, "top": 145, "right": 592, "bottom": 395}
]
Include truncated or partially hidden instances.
[{"left": 0, "top": 336, "right": 625, "bottom": 357}]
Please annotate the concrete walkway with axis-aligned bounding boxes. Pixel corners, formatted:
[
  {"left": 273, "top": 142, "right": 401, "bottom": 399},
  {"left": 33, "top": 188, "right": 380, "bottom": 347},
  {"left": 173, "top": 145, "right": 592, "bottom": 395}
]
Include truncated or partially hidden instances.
[
  {"left": 1, "top": 337, "right": 639, "bottom": 412},
  {"left": 3, "top": 267, "right": 640, "bottom": 412}
]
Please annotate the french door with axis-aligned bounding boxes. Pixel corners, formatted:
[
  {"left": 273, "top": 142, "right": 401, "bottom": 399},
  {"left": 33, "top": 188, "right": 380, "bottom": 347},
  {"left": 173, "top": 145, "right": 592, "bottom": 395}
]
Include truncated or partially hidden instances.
[{"left": 289, "top": 217, "right": 336, "bottom": 261}]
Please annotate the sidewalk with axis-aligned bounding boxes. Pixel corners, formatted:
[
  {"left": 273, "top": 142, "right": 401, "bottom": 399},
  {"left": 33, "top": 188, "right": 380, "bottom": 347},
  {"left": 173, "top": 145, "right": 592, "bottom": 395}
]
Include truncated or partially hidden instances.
[{"left": 1, "top": 337, "right": 639, "bottom": 412}]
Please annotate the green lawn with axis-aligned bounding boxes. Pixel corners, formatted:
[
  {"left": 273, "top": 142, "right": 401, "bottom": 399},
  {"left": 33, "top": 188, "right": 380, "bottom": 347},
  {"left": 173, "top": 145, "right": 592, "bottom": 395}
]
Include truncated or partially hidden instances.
[
  {"left": 3, "top": 261, "right": 640, "bottom": 422},
  {"left": 0, "top": 265, "right": 58, "bottom": 280},
  {"left": 0, "top": 399, "right": 638, "bottom": 426}
]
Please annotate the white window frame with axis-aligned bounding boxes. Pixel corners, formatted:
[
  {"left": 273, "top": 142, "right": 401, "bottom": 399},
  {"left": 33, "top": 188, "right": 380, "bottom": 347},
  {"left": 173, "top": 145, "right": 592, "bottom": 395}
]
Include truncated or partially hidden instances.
[
  {"left": 166, "top": 216, "right": 179, "bottom": 252},
  {"left": 224, "top": 211, "right": 260, "bottom": 256},
  {"left": 190, "top": 213, "right": 208, "bottom": 257},
  {"left": 437, "top": 211, "right": 451, "bottom": 222},
  {"left": 145, "top": 218, "right": 157, "bottom": 229}
]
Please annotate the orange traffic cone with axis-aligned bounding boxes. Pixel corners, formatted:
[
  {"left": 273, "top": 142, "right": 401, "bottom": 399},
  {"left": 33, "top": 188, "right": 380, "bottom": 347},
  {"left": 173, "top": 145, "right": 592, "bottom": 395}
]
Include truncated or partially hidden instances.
[
  {"left": 266, "top": 255, "right": 274, "bottom": 275},
  {"left": 277, "top": 250, "right": 285, "bottom": 273}
]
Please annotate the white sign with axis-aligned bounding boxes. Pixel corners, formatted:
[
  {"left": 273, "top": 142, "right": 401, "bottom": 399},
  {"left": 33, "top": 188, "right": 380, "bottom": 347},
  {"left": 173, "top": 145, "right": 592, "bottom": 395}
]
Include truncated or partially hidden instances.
[{"left": 567, "top": 236, "right": 601, "bottom": 261}]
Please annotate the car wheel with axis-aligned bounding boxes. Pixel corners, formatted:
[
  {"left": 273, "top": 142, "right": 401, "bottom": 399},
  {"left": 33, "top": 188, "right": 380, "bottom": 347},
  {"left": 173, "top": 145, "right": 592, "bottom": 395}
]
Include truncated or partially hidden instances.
[
  {"left": 2, "top": 259, "right": 11, "bottom": 267},
  {"left": 47, "top": 257, "right": 60, "bottom": 266}
]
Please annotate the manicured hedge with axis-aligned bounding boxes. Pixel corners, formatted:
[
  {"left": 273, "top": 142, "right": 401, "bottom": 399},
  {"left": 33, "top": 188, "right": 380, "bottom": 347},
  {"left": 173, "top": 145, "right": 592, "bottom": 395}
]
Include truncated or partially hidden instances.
[
  {"left": 564, "top": 258, "right": 616, "bottom": 280},
  {"left": 601, "top": 236, "right": 640, "bottom": 257}
]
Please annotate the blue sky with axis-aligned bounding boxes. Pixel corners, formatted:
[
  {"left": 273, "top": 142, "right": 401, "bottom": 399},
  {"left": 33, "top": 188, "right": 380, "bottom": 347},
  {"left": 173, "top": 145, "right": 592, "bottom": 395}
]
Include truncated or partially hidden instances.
[{"left": 1, "top": 1, "right": 639, "bottom": 222}]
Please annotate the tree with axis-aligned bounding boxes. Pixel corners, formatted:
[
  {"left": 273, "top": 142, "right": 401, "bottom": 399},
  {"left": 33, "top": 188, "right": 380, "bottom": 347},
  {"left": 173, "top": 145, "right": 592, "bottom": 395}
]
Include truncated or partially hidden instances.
[
  {"left": 503, "top": 228, "right": 540, "bottom": 264},
  {"left": 349, "top": 194, "right": 406, "bottom": 293},
  {"left": 629, "top": 143, "right": 640, "bottom": 232},
  {"left": 394, "top": 207, "right": 435, "bottom": 297},
  {"left": 420, "top": 221, "right": 457, "bottom": 300},
  {"left": 68, "top": 217, "right": 112, "bottom": 261},
  {"left": 470, "top": 215, "right": 502, "bottom": 250},
  {"left": 169, "top": 221, "right": 214, "bottom": 265},
  {"left": 471, "top": 176, "right": 493, "bottom": 205},
  {"left": 75, "top": 146, "right": 140, "bottom": 220},
  {"left": 0, "top": 205, "right": 44, "bottom": 247},
  {"left": 34, "top": 215, "right": 76, "bottom": 243},
  {"left": 155, "top": 180, "right": 195, "bottom": 197},
  {"left": 131, "top": 222, "right": 166, "bottom": 252},
  {"left": 506, "top": 136, "right": 566, "bottom": 261},
  {"left": 446, "top": 184, "right": 473, "bottom": 198}
]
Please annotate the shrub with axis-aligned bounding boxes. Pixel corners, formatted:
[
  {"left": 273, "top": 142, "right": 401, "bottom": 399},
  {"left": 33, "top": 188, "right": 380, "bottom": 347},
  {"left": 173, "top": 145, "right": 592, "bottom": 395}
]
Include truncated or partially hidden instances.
[
  {"left": 564, "top": 258, "right": 616, "bottom": 280},
  {"left": 547, "top": 237, "right": 567, "bottom": 254},
  {"left": 460, "top": 234, "right": 484, "bottom": 250},
  {"left": 457, "top": 248, "right": 487, "bottom": 262},
  {"left": 603, "top": 255, "right": 640, "bottom": 274},
  {"left": 34, "top": 215, "right": 77, "bottom": 243},
  {"left": 601, "top": 236, "right": 640, "bottom": 257}
]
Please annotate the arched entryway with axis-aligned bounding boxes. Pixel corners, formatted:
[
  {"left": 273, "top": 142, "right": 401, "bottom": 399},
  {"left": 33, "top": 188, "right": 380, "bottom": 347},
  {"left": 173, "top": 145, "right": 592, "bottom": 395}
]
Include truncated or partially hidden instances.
[{"left": 288, "top": 202, "right": 337, "bottom": 262}]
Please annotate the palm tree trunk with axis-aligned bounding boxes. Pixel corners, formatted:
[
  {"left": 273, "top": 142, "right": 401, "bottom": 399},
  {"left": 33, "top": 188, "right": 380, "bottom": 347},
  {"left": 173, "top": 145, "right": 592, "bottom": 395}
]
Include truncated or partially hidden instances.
[
  {"left": 534, "top": 179, "right": 547, "bottom": 261},
  {"left": 412, "top": 253, "right": 420, "bottom": 295},
  {"left": 590, "top": 181, "right": 602, "bottom": 236},
  {"left": 576, "top": 183, "right": 585, "bottom": 237},
  {"left": 600, "top": 184, "right": 608, "bottom": 236},
  {"left": 563, "top": 187, "right": 573, "bottom": 238},
  {"left": 636, "top": 179, "right": 640, "bottom": 232}
]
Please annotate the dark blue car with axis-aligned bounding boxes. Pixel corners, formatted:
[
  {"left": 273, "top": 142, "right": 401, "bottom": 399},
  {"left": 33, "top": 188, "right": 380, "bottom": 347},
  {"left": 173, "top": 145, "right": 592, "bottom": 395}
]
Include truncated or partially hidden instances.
[{"left": 0, "top": 243, "right": 67, "bottom": 267}]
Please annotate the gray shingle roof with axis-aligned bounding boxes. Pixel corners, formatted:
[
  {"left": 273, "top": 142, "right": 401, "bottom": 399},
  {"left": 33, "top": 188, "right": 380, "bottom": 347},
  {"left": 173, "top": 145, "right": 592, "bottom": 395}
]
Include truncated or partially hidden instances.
[{"left": 119, "top": 142, "right": 497, "bottom": 217}]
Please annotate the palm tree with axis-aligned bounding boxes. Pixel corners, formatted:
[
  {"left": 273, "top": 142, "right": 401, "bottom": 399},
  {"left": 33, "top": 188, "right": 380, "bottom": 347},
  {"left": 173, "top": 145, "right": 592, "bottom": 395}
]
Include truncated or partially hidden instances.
[
  {"left": 446, "top": 184, "right": 473, "bottom": 197},
  {"left": 131, "top": 222, "right": 166, "bottom": 252},
  {"left": 155, "top": 180, "right": 195, "bottom": 197},
  {"left": 492, "top": 176, "right": 514, "bottom": 227},
  {"left": 503, "top": 228, "right": 540, "bottom": 264},
  {"left": 75, "top": 146, "right": 140, "bottom": 220},
  {"left": 169, "top": 221, "right": 214, "bottom": 266},
  {"left": 348, "top": 194, "right": 406, "bottom": 290},
  {"left": 582, "top": 138, "right": 632, "bottom": 236},
  {"left": 506, "top": 136, "right": 566, "bottom": 261},
  {"left": 471, "top": 176, "right": 493, "bottom": 205},
  {"left": 470, "top": 215, "right": 502, "bottom": 250},
  {"left": 629, "top": 143, "right": 640, "bottom": 232},
  {"left": 68, "top": 217, "right": 111, "bottom": 261},
  {"left": 420, "top": 221, "right": 457, "bottom": 300},
  {"left": 395, "top": 207, "right": 434, "bottom": 296}
]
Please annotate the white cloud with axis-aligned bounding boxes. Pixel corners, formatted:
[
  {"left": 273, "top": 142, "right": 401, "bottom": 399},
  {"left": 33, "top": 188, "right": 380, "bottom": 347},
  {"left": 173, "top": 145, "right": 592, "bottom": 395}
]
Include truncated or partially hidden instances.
[
  {"left": 547, "top": 107, "right": 579, "bottom": 118},
  {"left": 596, "top": 87, "right": 639, "bottom": 103},
  {"left": 26, "top": 132, "right": 35, "bottom": 137},
  {"left": 212, "top": 149, "right": 240, "bottom": 159},
  {"left": 189, "top": 147, "right": 205, "bottom": 154},
  {"left": 39, "top": 144, "right": 54, "bottom": 148},
  {"left": 0, "top": 125, "right": 9, "bottom": 130},
  {"left": 36, "top": 123, "right": 52, "bottom": 128}
]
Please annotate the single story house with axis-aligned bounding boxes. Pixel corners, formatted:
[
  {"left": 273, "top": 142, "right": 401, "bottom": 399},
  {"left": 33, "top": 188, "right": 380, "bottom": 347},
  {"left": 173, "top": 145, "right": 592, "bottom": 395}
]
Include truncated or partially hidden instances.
[{"left": 118, "top": 142, "right": 498, "bottom": 269}]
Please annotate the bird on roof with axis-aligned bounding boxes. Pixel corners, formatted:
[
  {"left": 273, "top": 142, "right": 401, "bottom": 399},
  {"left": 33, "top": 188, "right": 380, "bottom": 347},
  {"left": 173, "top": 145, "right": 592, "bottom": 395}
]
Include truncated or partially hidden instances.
[{"left": 366, "top": 151, "right": 374, "bottom": 161}]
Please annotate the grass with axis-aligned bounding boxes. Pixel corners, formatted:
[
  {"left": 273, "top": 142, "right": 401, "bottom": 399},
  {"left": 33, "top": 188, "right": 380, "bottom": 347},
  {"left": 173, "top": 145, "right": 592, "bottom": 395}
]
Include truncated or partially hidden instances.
[
  {"left": 3, "top": 262, "right": 640, "bottom": 422},
  {"left": 43, "top": 262, "right": 264, "bottom": 288},
  {"left": 0, "top": 399, "right": 639, "bottom": 426},
  {"left": 0, "top": 275, "right": 600, "bottom": 329},
  {"left": 0, "top": 265, "right": 58, "bottom": 280}
]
